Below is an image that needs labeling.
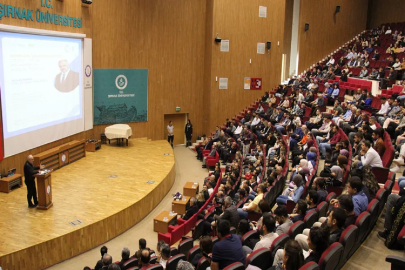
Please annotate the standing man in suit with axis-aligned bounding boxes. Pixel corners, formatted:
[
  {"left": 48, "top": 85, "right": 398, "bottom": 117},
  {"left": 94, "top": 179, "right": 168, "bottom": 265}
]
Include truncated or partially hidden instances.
[
  {"left": 54, "top": 60, "right": 80, "bottom": 93},
  {"left": 24, "top": 155, "right": 45, "bottom": 208}
]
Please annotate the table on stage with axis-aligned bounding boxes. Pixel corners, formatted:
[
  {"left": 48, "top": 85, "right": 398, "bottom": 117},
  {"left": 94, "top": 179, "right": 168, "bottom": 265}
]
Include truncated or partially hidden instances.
[
  {"left": 183, "top": 182, "right": 199, "bottom": 198},
  {"left": 172, "top": 196, "right": 190, "bottom": 215},
  {"left": 153, "top": 210, "right": 178, "bottom": 233},
  {"left": 105, "top": 124, "right": 132, "bottom": 146}
]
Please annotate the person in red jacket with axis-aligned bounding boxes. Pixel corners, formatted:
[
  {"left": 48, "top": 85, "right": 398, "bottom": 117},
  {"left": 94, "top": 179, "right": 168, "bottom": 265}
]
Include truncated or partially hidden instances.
[{"left": 319, "top": 125, "right": 341, "bottom": 159}]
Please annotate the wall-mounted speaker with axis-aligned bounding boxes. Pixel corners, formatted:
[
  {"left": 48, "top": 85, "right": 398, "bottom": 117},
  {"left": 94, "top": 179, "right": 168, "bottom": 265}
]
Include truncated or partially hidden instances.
[
  {"left": 305, "top": 23, "right": 309, "bottom": 32},
  {"left": 335, "top": 5, "right": 340, "bottom": 13},
  {"left": 266, "top": 41, "right": 271, "bottom": 50}
]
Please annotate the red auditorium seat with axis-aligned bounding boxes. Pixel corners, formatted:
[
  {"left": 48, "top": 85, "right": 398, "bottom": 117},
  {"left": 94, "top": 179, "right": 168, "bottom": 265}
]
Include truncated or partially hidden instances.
[
  {"left": 170, "top": 247, "right": 178, "bottom": 256},
  {"left": 316, "top": 201, "right": 328, "bottom": 218},
  {"left": 318, "top": 242, "right": 344, "bottom": 270},
  {"left": 178, "top": 237, "right": 194, "bottom": 256},
  {"left": 187, "top": 245, "right": 200, "bottom": 263},
  {"left": 386, "top": 255, "right": 405, "bottom": 270},
  {"left": 223, "top": 262, "right": 245, "bottom": 270},
  {"left": 326, "top": 192, "right": 337, "bottom": 205},
  {"left": 211, "top": 236, "right": 219, "bottom": 245},
  {"left": 146, "top": 265, "right": 163, "bottom": 270},
  {"left": 206, "top": 151, "right": 220, "bottom": 168},
  {"left": 288, "top": 221, "right": 305, "bottom": 241},
  {"left": 366, "top": 199, "right": 380, "bottom": 231},
  {"left": 299, "top": 261, "right": 320, "bottom": 270},
  {"left": 245, "top": 247, "right": 272, "bottom": 269},
  {"left": 376, "top": 188, "right": 388, "bottom": 216},
  {"left": 196, "top": 257, "right": 210, "bottom": 270},
  {"left": 304, "top": 210, "right": 319, "bottom": 229},
  {"left": 355, "top": 212, "right": 371, "bottom": 246},
  {"left": 338, "top": 225, "right": 358, "bottom": 267},
  {"left": 123, "top": 258, "right": 138, "bottom": 269},
  {"left": 158, "top": 224, "right": 185, "bottom": 245},
  {"left": 166, "top": 254, "right": 186, "bottom": 270},
  {"left": 241, "top": 230, "right": 260, "bottom": 247},
  {"left": 269, "top": 233, "right": 290, "bottom": 260}
]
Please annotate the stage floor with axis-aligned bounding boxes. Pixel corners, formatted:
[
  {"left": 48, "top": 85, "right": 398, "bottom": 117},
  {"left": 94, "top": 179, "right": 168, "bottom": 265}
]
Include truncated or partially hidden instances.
[{"left": 0, "top": 138, "right": 175, "bottom": 270}]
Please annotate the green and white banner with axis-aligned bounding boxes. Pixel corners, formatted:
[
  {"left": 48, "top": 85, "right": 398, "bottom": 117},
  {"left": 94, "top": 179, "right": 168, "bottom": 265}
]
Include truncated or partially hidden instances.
[{"left": 93, "top": 69, "right": 148, "bottom": 125}]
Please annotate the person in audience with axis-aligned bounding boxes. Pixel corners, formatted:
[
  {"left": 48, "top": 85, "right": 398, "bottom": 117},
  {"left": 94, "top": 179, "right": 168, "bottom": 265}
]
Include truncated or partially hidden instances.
[
  {"left": 357, "top": 92, "right": 372, "bottom": 110},
  {"left": 118, "top": 248, "right": 130, "bottom": 270},
  {"left": 310, "top": 93, "right": 325, "bottom": 116},
  {"left": 359, "top": 66, "right": 368, "bottom": 78},
  {"left": 306, "top": 190, "right": 319, "bottom": 213},
  {"left": 213, "top": 196, "right": 240, "bottom": 229},
  {"left": 347, "top": 177, "right": 368, "bottom": 216},
  {"left": 304, "top": 227, "right": 330, "bottom": 264},
  {"left": 183, "top": 197, "right": 199, "bottom": 220},
  {"left": 343, "top": 110, "right": 365, "bottom": 135},
  {"left": 372, "top": 127, "right": 385, "bottom": 157},
  {"left": 319, "top": 125, "right": 341, "bottom": 159},
  {"left": 371, "top": 50, "right": 380, "bottom": 61},
  {"left": 311, "top": 115, "right": 332, "bottom": 137},
  {"left": 202, "top": 144, "right": 217, "bottom": 168},
  {"left": 274, "top": 205, "right": 293, "bottom": 235},
  {"left": 101, "top": 254, "right": 113, "bottom": 270},
  {"left": 290, "top": 199, "right": 308, "bottom": 223},
  {"left": 95, "top": 246, "right": 108, "bottom": 270},
  {"left": 139, "top": 249, "right": 151, "bottom": 270},
  {"left": 237, "top": 184, "right": 265, "bottom": 219},
  {"left": 211, "top": 220, "right": 246, "bottom": 269},
  {"left": 243, "top": 213, "right": 278, "bottom": 255},
  {"left": 157, "top": 244, "right": 170, "bottom": 269},
  {"left": 191, "top": 236, "right": 213, "bottom": 268},
  {"left": 314, "top": 177, "right": 328, "bottom": 204},
  {"left": 329, "top": 155, "right": 348, "bottom": 186},
  {"left": 270, "top": 239, "right": 305, "bottom": 270},
  {"left": 132, "top": 239, "right": 150, "bottom": 263},
  {"left": 109, "top": 264, "right": 121, "bottom": 270},
  {"left": 333, "top": 194, "right": 357, "bottom": 228},
  {"left": 276, "top": 175, "right": 305, "bottom": 205},
  {"left": 358, "top": 140, "right": 383, "bottom": 169}
]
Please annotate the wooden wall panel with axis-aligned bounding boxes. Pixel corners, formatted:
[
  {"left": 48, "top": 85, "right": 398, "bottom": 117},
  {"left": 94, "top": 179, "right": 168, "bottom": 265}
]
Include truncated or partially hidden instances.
[
  {"left": 297, "top": 0, "right": 368, "bottom": 73},
  {"left": 283, "top": 0, "right": 294, "bottom": 81},
  {"left": 367, "top": 0, "right": 405, "bottom": 28},
  {"left": 204, "top": 0, "right": 288, "bottom": 134},
  {"left": 91, "top": 0, "right": 206, "bottom": 142}
]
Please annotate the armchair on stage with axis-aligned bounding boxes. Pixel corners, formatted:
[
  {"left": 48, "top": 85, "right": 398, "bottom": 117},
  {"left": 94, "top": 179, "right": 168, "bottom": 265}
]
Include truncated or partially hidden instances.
[{"left": 35, "top": 170, "right": 53, "bottom": 210}]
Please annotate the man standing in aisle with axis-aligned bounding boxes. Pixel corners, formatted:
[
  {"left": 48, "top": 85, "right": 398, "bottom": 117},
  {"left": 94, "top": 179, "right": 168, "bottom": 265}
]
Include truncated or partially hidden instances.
[
  {"left": 24, "top": 155, "right": 45, "bottom": 208},
  {"left": 167, "top": 121, "right": 174, "bottom": 148}
]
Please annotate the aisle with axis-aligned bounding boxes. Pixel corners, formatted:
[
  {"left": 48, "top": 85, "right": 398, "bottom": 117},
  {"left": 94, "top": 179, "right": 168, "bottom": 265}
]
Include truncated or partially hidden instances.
[{"left": 46, "top": 145, "right": 208, "bottom": 270}]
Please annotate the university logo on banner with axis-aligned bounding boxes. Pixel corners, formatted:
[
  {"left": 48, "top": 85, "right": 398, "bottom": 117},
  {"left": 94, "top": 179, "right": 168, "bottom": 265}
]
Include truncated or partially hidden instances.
[{"left": 93, "top": 69, "right": 148, "bottom": 125}]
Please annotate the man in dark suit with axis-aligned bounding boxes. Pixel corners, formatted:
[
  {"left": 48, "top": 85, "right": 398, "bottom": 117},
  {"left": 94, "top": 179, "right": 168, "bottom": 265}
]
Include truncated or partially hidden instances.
[
  {"left": 94, "top": 246, "right": 108, "bottom": 270},
  {"left": 118, "top": 247, "right": 130, "bottom": 270},
  {"left": 183, "top": 197, "right": 199, "bottom": 220},
  {"left": 54, "top": 60, "right": 79, "bottom": 92},
  {"left": 24, "top": 155, "right": 44, "bottom": 208},
  {"left": 214, "top": 196, "right": 240, "bottom": 228}
]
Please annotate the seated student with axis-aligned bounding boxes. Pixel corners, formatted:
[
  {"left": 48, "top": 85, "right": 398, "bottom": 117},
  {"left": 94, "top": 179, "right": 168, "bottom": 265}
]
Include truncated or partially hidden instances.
[
  {"left": 337, "top": 194, "right": 357, "bottom": 228},
  {"left": 274, "top": 205, "right": 293, "bottom": 235},
  {"left": 158, "top": 244, "right": 170, "bottom": 269},
  {"left": 182, "top": 197, "right": 199, "bottom": 220},
  {"left": 242, "top": 213, "right": 278, "bottom": 256},
  {"left": 357, "top": 140, "right": 383, "bottom": 169},
  {"left": 211, "top": 220, "right": 246, "bottom": 269},
  {"left": 306, "top": 190, "right": 319, "bottom": 213},
  {"left": 237, "top": 184, "right": 265, "bottom": 219},
  {"left": 295, "top": 208, "right": 346, "bottom": 252},
  {"left": 191, "top": 236, "right": 213, "bottom": 268},
  {"left": 290, "top": 199, "right": 308, "bottom": 223},
  {"left": 357, "top": 92, "right": 372, "bottom": 110},
  {"left": 313, "top": 177, "right": 328, "bottom": 204},
  {"left": 94, "top": 246, "right": 108, "bottom": 270},
  {"left": 334, "top": 177, "right": 368, "bottom": 216},
  {"left": 269, "top": 240, "right": 305, "bottom": 270},
  {"left": 276, "top": 175, "right": 305, "bottom": 205}
]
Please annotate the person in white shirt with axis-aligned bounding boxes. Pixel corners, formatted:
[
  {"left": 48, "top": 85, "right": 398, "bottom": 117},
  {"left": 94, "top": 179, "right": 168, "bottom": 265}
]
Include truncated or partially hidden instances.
[
  {"left": 233, "top": 123, "right": 243, "bottom": 138},
  {"left": 359, "top": 66, "right": 368, "bottom": 78},
  {"left": 326, "top": 56, "right": 335, "bottom": 66},
  {"left": 159, "top": 244, "right": 171, "bottom": 269},
  {"left": 250, "top": 115, "right": 261, "bottom": 130},
  {"left": 377, "top": 97, "right": 390, "bottom": 115},
  {"left": 167, "top": 121, "right": 174, "bottom": 148},
  {"left": 385, "top": 27, "right": 392, "bottom": 34},
  {"left": 242, "top": 213, "right": 278, "bottom": 256},
  {"left": 346, "top": 49, "right": 354, "bottom": 59},
  {"left": 393, "top": 58, "right": 402, "bottom": 71},
  {"left": 358, "top": 140, "right": 383, "bottom": 169}
]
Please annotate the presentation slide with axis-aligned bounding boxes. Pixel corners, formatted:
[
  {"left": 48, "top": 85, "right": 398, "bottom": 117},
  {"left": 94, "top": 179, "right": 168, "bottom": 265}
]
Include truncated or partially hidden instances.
[{"left": 0, "top": 31, "right": 84, "bottom": 157}]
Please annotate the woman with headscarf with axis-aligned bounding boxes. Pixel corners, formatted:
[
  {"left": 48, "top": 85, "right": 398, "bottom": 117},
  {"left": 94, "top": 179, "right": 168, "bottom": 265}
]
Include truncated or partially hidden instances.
[
  {"left": 329, "top": 155, "right": 348, "bottom": 186},
  {"left": 289, "top": 159, "right": 309, "bottom": 184},
  {"left": 276, "top": 174, "right": 305, "bottom": 205},
  {"left": 306, "top": 152, "right": 316, "bottom": 174}
]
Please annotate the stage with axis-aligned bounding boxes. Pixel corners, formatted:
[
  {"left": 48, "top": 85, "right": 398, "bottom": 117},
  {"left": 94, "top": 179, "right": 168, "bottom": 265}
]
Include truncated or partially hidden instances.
[{"left": 0, "top": 138, "right": 175, "bottom": 270}]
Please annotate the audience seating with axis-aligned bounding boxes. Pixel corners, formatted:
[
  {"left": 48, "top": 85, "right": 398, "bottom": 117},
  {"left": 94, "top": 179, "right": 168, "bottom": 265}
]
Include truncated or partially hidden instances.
[
  {"left": 338, "top": 225, "right": 358, "bottom": 268},
  {"left": 355, "top": 212, "right": 372, "bottom": 248},
  {"left": 386, "top": 255, "right": 405, "bottom": 270},
  {"left": 127, "top": 266, "right": 139, "bottom": 270},
  {"left": 269, "top": 233, "right": 290, "bottom": 262},
  {"left": 196, "top": 257, "right": 210, "bottom": 270},
  {"left": 145, "top": 265, "right": 163, "bottom": 270},
  {"left": 367, "top": 199, "right": 381, "bottom": 232},
  {"left": 304, "top": 211, "right": 319, "bottom": 229},
  {"left": 223, "top": 262, "right": 245, "bottom": 270},
  {"left": 241, "top": 230, "right": 260, "bottom": 247},
  {"left": 245, "top": 247, "right": 272, "bottom": 269},
  {"left": 299, "top": 261, "right": 320, "bottom": 270},
  {"left": 187, "top": 245, "right": 200, "bottom": 263},
  {"left": 170, "top": 247, "right": 178, "bottom": 256},
  {"left": 178, "top": 238, "right": 194, "bottom": 256},
  {"left": 123, "top": 258, "right": 138, "bottom": 269},
  {"left": 288, "top": 220, "right": 305, "bottom": 240},
  {"left": 166, "top": 254, "right": 186, "bottom": 270},
  {"left": 318, "top": 242, "right": 344, "bottom": 270},
  {"left": 316, "top": 201, "right": 328, "bottom": 218}
]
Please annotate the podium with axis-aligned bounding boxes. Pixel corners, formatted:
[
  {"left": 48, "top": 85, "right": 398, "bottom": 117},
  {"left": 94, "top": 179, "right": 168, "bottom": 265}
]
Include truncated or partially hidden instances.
[{"left": 35, "top": 171, "right": 53, "bottom": 210}]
